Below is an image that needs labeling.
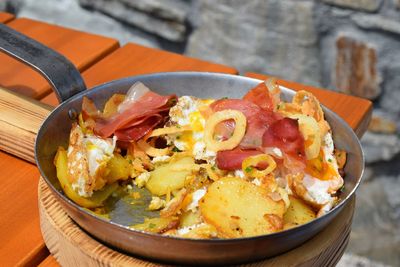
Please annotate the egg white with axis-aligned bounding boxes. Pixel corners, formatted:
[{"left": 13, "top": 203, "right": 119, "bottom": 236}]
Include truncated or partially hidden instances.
[{"left": 168, "top": 96, "right": 216, "bottom": 164}]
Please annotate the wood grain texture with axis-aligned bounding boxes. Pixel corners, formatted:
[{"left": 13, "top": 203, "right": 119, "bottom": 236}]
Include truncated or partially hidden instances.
[
  {"left": 0, "top": 12, "right": 15, "bottom": 23},
  {"left": 41, "top": 43, "right": 238, "bottom": 106},
  {"left": 246, "top": 72, "right": 372, "bottom": 138},
  {"left": 0, "top": 152, "right": 49, "bottom": 267},
  {"left": 38, "top": 256, "right": 60, "bottom": 267},
  {"left": 0, "top": 87, "right": 52, "bottom": 163},
  {"left": 0, "top": 17, "right": 119, "bottom": 99},
  {"left": 38, "top": 177, "right": 354, "bottom": 267}
]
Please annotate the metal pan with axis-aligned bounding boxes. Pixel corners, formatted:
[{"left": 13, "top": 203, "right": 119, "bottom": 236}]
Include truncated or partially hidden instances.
[{"left": 0, "top": 24, "right": 364, "bottom": 265}]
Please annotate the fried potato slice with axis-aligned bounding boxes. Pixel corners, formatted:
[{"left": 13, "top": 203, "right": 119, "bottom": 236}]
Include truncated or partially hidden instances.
[
  {"left": 283, "top": 195, "right": 316, "bottom": 228},
  {"left": 199, "top": 177, "right": 285, "bottom": 238},
  {"left": 131, "top": 217, "right": 179, "bottom": 234},
  {"left": 54, "top": 147, "right": 117, "bottom": 208},
  {"left": 146, "top": 157, "right": 194, "bottom": 196},
  {"left": 105, "top": 153, "right": 132, "bottom": 183}
]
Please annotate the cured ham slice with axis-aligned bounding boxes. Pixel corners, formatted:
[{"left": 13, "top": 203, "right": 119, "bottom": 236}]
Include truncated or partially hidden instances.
[
  {"left": 94, "top": 91, "right": 177, "bottom": 139},
  {"left": 243, "top": 80, "right": 280, "bottom": 112},
  {"left": 216, "top": 149, "right": 262, "bottom": 170},
  {"left": 114, "top": 115, "right": 163, "bottom": 141},
  {"left": 262, "top": 118, "right": 306, "bottom": 163},
  {"left": 213, "top": 100, "right": 306, "bottom": 171},
  {"left": 211, "top": 99, "right": 280, "bottom": 148},
  {"left": 243, "top": 82, "right": 274, "bottom": 111}
]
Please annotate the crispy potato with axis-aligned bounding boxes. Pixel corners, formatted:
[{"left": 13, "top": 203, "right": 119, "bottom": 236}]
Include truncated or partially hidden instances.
[
  {"left": 179, "top": 210, "right": 202, "bottom": 228},
  {"left": 146, "top": 157, "right": 194, "bottom": 196},
  {"left": 199, "top": 177, "right": 285, "bottom": 238},
  {"left": 131, "top": 217, "right": 179, "bottom": 234},
  {"left": 105, "top": 153, "right": 132, "bottom": 183},
  {"left": 178, "top": 223, "right": 218, "bottom": 239},
  {"left": 283, "top": 195, "right": 316, "bottom": 227},
  {"left": 54, "top": 147, "right": 117, "bottom": 208}
]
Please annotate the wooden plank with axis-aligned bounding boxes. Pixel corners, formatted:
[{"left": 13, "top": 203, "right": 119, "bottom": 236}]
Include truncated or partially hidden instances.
[
  {"left": 38, "top": 256, "right": 60, "bottom": 267},
  {"left": 0, "top": 12, "right": 14, "bottom": 23},
  {"left": 246, "top": 72, "right": 372, "bottom": 137},
  {"left": 40, "top": 43, "right": 238, "bottom": 106},
  {"left": 0, "top": 87, "right": 52, "bottom": 163},
  {"left": 0, "top": 151, "right": 49, "bottom": 266},
  {"left": 0, "top": 17, "right": 119, "bottom": 99}
]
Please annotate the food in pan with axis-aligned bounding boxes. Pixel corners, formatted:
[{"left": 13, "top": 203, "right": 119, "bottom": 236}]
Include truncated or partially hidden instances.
[{"left": 54, "top": 79, "right": 346, "bottom": 238}]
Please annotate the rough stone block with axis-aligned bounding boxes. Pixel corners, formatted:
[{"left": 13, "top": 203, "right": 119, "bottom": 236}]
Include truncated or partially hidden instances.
[
  {"left": 322, "top": 0, "right": 382, "bottom": 12},
  {"left": 118, "top": 0, "right": 189, "bottom": 23},
  {"left": 79, "top": 0, "right": 188, "bottom": 41},
  {"left": 352, "top": 14, "right": 400, "bottom": 36},
  {"left": 186, "top": 0, "right": 321, "bottom": 86},
  {"left": 335, "top": 36, "right": 380, "bottom": 99}
]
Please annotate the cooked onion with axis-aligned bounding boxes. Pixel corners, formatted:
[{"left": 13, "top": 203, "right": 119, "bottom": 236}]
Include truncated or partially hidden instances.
[
  {"left": 150, "top": 126, "right": 191, "bottom": 137},
  {"left": 265, "top": 78, "right": 281, "bottom": 110},
  {"left": 204, "top": 110, "right": 247, "bottom": 152},
  {"left": 204, "top": 165, "right": 220, "bottom": 181},
  {"left": 292, "top": 91, "right": 324, "bottom": 122},
  {"left": 289, "top": 114, "right": 321, "bottom": 160},
  {"left": 242, "top": 154, "right": 276, "bottom": 179},
  {"left": 118, "top": 82, "right": 150, "bottom": 113},
  {"left": 137, "top": 133, "right": 170, "bottom": 157},
  {"left": 276, "top": 187, "right": 290, "bottom": 210}
]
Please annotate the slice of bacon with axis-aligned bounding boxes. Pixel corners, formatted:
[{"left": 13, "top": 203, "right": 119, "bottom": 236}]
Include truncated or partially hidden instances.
[
  {"left": 262, "top": 118, "right": 306, "bottom": 164},
  {"left": 211, "top": 99, "right": 281, "bottom": 149},
  {"left": 94, "top": 91, "right": 177, "bottom": 139},
  {"left": 216, "top": 148, "right": 262, "bottom": 170},
  {"left": 243, "top": 82, "right": 275, "bottom": 111}
]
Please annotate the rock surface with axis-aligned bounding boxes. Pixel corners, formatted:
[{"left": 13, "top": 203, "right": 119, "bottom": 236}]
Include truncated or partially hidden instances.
[
  {"left": 322, "top": 0, "right": 382, "bottom": 12},
  {"left": 347, "top": 175, "right": 400, "bottom": 266},
  {"left": 352, "top": 14, "right": 400, "bottom": 36},
  {"left": 334, "top": 35, "right": 380, "bottom": 99},
  {"left": 186, "top": 0, "right": 321, "bottom": 87},
  {"left": 15, "top": 0, "right": 160, "bottom": 47},
  {"left": 361, "top": 132, "right": 400, "bottom": 163},
  {"left": 337, "top": 253, "right": 390, "bottom": 267},
  {"left": 79, "top": 0, "right": 190, "bottom": 42}
]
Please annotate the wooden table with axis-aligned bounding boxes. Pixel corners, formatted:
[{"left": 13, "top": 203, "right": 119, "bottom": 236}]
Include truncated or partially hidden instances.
[{"left": 0, "top": 12, "right": 372, "bottom": 266}]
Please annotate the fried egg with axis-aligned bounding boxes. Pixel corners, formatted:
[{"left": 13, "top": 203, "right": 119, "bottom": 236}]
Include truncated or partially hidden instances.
[
  {"left": 168, "top": 96, "right": 216, "bottom": 163},
  {"left": 67, "top": 124, "right": 116, "bottom": 197},
  {"left": 294, "top": 132, "right": 343, "bottom": 212},
  {"left": 305, "top": 132, "right": 343, "bottom": 193}
]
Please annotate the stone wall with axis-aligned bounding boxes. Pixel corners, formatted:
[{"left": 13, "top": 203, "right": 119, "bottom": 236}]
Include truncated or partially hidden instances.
[
  {"left": 69, "top": 0, "right": 400, "bottom": 123},
  {"left": 2, "top": 0, "right": 400, "bottom": 265}
]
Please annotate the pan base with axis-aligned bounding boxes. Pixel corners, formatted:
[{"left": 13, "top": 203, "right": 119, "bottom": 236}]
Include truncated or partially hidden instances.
[{"left": 38, "top": 177, "right": 354, "bottom": 266}]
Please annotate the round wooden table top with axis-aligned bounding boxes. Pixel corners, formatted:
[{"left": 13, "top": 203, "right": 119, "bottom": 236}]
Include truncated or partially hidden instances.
[{"left": 38, "top": 178, "right": 354, "bottom": 267}]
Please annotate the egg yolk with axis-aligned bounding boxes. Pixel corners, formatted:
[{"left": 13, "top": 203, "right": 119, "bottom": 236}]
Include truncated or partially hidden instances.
[{"left": 305, "top": 149, "right": 337, "bottom": 181}]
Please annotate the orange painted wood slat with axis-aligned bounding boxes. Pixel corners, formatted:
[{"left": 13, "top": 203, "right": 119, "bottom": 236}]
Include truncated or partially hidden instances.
[
  {"left": 246, "top": 72, "right": 372, "bottom": 137},
  {"left": 38, "top": 256, "right": 60, "bottom": 267},
  {"left": 0, "top": 18, "right": 119, "bottom": 99},
  {"left": 0, "top": 12, "right": 14, "bottom": 23},
  {"left": 40, "top": 43, "right": 238, "bottom": 106},
  {"left": 0, "top": 151, "right": 49, "bottom": 267}
]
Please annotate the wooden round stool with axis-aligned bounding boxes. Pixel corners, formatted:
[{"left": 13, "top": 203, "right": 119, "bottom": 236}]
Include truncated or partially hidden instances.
[{"left": 38, "top": 178, "right": 354, "bottom": 266}]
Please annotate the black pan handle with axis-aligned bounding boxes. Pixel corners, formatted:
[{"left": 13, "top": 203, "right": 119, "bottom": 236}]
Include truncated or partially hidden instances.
[{"left": 0, "top": 24, "right": 86, "bottom": 102}]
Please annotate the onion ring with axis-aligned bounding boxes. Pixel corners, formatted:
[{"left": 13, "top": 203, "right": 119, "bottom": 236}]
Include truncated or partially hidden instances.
[
  {"left": 150, "top": 126, "right": 191, "bottom": 137},
  {"left": 288, "top": 114, "right": 321, "bottom": 160},
  {"left": 292, "top": 91, "right": 324, "bottom": 122},
  {"left": 242, "top": 154, "right": 276, "bottom": 179},
  {"left": 204, "top": 109, "right": 246, "bottom": 152},
  {"left": 137, "top": 133, "right": 170, "bottom": 157}
]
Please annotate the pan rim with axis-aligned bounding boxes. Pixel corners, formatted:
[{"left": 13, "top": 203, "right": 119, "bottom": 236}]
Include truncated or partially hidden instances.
[{"left": 35, "top": 71, "right": 364, "bottom": 244}]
